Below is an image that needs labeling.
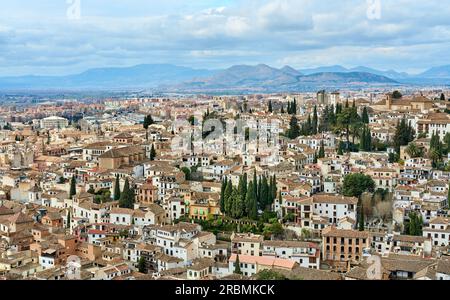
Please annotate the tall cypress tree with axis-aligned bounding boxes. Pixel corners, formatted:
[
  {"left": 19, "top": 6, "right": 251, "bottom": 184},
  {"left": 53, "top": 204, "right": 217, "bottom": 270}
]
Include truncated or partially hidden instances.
[
  {"left": 69, "top": 175, "right": 77, "bottom": 199},
  {"left": 312, "top": 105, "right": 318, "bottom": 135},
  {"left": 448, "top": 182, "right": 450, "bottom": 208},
  {"left": 287, "top": 116, "right": 301, "bottom": 139},
  {"left": 66, "top": 210, "right": 71, "bottom": 229},
  {"left": 119, "top": 178, "right": 135, "bottom": 209},
  {"left": 230, "top": 187, "right": 243, "bottom": 219},
  {"left": 224, "top": 180, "right": 233, "bottom": 216},
  {"left": 246, "top": 181, "right": 257, "bottom": 219},
  {"left": 150, "top": 144, "right": 156, "bottom": 161},
  {"left": 261, "top": 175, "right": 269, "bottom": 209},
  {"left": 257, "top": 176, "right": 263, "bottom": 209},
  {"left": 359, "top": 205, "right": 365, "bottom": 231},
  {"left": 318, "top": 140, "right": 325, "bottom": 158},
  {"left": 114, "top": 175, "right": 121, "bottom": 201},
  {"left": 365, "top": 127, "right": 372, "bottom": 151},
  {"left": 220, "top": 177, "right": 228, "bottom": 213},
  {"left": 234, "top": 255, "right": 242, "bottom": 274},
  {"left": 360, "top": 126, "right": 367, "bottom": 151},
  {"left": 268, "top": 100, "right": 273, "bottom": 113},
  {"left": 271, "top": 175, "right": 277, "bottom": 201},
  {"left": 362, "top": 107, "right": 369, "bottom": 124}
]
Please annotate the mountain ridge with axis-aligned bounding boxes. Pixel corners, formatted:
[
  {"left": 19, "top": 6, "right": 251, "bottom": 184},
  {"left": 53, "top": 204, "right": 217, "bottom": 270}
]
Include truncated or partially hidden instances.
[{"left": 0, "top": 63, "right": 449, "bottom": 91}]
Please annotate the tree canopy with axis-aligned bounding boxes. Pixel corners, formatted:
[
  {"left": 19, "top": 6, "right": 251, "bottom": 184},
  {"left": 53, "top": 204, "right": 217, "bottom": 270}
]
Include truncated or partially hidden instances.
[{"left": 343, "top": 173, "right": 375, "bottom": 198}]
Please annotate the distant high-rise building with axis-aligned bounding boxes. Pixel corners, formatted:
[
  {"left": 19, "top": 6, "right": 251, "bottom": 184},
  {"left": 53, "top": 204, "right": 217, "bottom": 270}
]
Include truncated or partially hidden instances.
[
  {"left": 329, "top": 92, "right": 340, "bottom": 107},
  {"left": 317, "top": 90, "right": 328, "bottom": 105}
]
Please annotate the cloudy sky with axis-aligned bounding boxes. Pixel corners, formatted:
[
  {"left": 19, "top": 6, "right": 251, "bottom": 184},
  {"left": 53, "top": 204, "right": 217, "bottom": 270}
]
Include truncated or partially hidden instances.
[{"left": 1, "top": 0, "right": 450, "bottom": 76}]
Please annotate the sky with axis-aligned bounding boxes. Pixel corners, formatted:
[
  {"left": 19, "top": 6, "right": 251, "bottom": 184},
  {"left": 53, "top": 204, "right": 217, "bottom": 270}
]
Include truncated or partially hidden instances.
[{"left": 1, "top": 0, "right": 450, "bottom": 76}]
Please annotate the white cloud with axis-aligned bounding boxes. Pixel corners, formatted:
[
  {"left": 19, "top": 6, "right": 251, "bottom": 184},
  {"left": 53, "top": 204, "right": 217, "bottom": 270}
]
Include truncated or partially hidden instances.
[{"left": 0, "top": 0, "right": 450, "bottom": 75}]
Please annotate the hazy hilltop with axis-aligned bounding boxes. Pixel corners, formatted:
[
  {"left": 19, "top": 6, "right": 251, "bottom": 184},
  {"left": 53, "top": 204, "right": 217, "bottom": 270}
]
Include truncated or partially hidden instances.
[{"left": 1, "top": 63, "right": 450, "bottom": 92}]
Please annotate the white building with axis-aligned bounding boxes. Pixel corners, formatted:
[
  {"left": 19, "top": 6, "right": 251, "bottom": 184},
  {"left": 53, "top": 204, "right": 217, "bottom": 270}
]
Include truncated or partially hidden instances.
[{"left": 40, "top": 116, "right": 69, "bottom": 129}]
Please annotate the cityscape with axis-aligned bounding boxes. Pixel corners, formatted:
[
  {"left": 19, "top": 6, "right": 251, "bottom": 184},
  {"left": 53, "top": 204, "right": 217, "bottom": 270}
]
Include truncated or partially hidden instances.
[{"left": 0, "top": 0, "right": 450, "bottom": 283}]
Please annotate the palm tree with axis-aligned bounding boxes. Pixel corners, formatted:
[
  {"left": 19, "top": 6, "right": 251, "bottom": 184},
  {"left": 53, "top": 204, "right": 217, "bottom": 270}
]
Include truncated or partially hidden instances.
[{"left": 405, "top": 143, "right": 424, "bottom": 158}]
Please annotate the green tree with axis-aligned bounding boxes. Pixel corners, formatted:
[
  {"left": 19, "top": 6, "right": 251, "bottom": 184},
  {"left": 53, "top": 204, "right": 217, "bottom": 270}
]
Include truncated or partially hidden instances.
[
  {"left": 119, "top": 178, "right": 135, "bottom": 209},
  {"left": 114, "top": 175, "right": 121, "bottom": 201},
  {"left": 430, "top": 132, "right": 443, "bottom": 168},
  {"left": 358, "top": 205, "right": 365, "bottom": 231},
  {"left": 312, "top": 105, "right": 318, "bottom": 135},
  {"left": 448, "top": 182, "right": 450, "bottom": 208},
  {"left": 69, "top": 176, "right": 77, "bottom": 199},
  {"left": 234, "top": 255, "right": 242, "bottom": 274},
  {"left": 181, "top": 167, "right": 191, "bottom": 180},
  {"left": 66, "top": 210, "right": 71, "bottom": 229},
  {"left": 441, "top": 93, "right": 446, "bottom": 101},
  {"left": 268, "top": 100, "right": 273, "bottom": 113},
  {"left": 405, "top": 143, "right": 424, "bottom": 158},
  {"left": 393, "top": 117, "right": 415, "bottom": 154},
  {"left": 318, "top": 140, "right": 325, "bottom": 158},
  {"left": 362, "top": 107, "right": 370, "bottom": 124},
  {"left": 343, "top": 173, "right": 375, "bottom": 198},
  {"left": 220, "top": 177, "right": 228, "bottom": 213},
  {"left": 408, "top": 212, "right": 423, "bottom": 236},
  {"left": 271, "top": 175, "right": 277, "bottom": 201},
  {"left": 246, "top": 181, "right": 257, "bottom": 219},
  {"left": 230, "top": 187, "right": 244, "bottom": 219},
  {"left": 392, "top": 90, "right": 402, "bottom": 99},
  {"left": 260, "top": 175, "right": 269, "bottom": 210},
  {"left": 287, "top": 116, "right": 301, "bottom": 139},
  {"left": 224, "top": 180, "right": 233, "bottom": 216},
  {"left": 87, "top": 186, "right": 95, "bottom": 194},
  {"left": 257, "top": 270, "right": 287, "bottom": 280},
  {"left": 150, "top": 144, "right": 156, "bottom": 161},
  {"left": 138, "top": 256, "right": 146, "bottom": 273}
]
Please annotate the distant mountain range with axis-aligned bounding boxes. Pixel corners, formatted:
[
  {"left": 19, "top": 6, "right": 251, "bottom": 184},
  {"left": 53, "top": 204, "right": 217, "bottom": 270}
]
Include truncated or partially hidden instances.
[{"left": 1, "top": 63, "right": 450, "bottom": 92}]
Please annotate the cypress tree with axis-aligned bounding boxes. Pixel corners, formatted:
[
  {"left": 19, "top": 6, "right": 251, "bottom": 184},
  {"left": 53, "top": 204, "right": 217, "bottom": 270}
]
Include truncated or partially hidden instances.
[
  {"left": 271, "top": 175, "right": 277, "bottom": 201},
  {"left": 224, "top": 180, "right": 233, "bottom": 216},
  {"left": 220, "top": 178, "right": 228, "bottom": 213},
  {"left": 138, "top": 256, "right": 146, "bottom": 273},
  {"left": 306, "top": 114, "right": 312, "bottom": 135},
  {"left": 287, "top": 116, "right": 301, "bottom": 139},
  {"left": 230, "top": 187, "right": 243, "bottom": 219},
  {"left": 150, "top": 144, "right": 156, "bottom": 161},
  {"left": 318, "top": 141, "right": 325, "bottom": 158},
  {"left": 114, "top": 175, "right": 121, "bottom": 201},
  {"left": 359, "top": 205, "right": 365, "bottom": 231},
  {"left": 66, "top": 210, "right": 71, "bottom": 229},
  {"left": 312, "top": 105, "right": 318, "bottom": 135},
  {"left": 69, "top": 176, "right": 76, "bottom": 199},
  {"left": 242, "top": 173, "right": 248, "bottom": 205},
  {"left": 362, "top": 107, "right": 369, "bottom": 124},
  {"left": 234, "top": 255, "right": 242, "bottom": 274},
  {"left": 287, "top": 102, "right": 291, "bottom": 114},
  {"left": 246, "top": 181, "right": 257, "bottom": 220},
  {"left": 448, "top": 182, "right": 450, "bottom": 208},
  {"left": 366, "top": 127, "right": 372, "bottom": 151},
  {"left": 119, "top": 178, "right": 135, "bottom": 209},
  {"left": 360, "top": 127, "right": 367, "bottom": 151},
  {"left": 281, "top": 105, "right": 285, "bottom": 114},
  {"left": 268, "top": 100, "right": 273, "bottom": 113},
  {"left": 257, "top": 176, "right": 263, "bottom": 209}
]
